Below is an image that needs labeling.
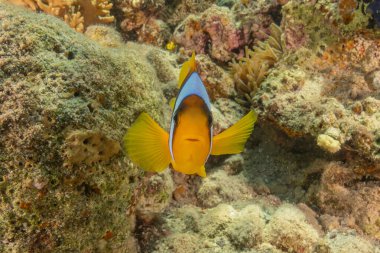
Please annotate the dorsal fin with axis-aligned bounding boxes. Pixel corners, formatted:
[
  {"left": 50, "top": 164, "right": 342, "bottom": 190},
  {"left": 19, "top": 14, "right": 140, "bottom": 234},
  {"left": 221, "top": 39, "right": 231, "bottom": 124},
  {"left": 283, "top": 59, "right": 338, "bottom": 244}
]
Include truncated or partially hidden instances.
[{"left": 178, "top": 52, "right": 196, "bottom": 88}]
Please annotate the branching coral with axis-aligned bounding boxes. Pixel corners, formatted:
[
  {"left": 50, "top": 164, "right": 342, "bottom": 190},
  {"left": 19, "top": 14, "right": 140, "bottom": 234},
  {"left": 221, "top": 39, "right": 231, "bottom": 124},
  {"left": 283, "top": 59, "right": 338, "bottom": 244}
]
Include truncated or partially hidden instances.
[
  {"left": 7, "top": 0, "right": 114, "bottom": 32},
  {"left": 230, "top": 23, "right": 285, "bottom": 104}
]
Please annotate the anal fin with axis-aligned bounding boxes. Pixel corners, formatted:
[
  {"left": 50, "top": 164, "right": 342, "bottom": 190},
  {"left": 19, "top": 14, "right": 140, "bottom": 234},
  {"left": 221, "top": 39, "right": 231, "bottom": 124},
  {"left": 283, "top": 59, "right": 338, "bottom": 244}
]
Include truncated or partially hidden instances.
[
  {"left": 211, "top": 110, "right": 257, "bottom": 155},
  {"left": 124, "top": 113, "right": 171, "bottom": 172},
  {"left": 197, "top": 166, "right": 207, "bottom": 178}
]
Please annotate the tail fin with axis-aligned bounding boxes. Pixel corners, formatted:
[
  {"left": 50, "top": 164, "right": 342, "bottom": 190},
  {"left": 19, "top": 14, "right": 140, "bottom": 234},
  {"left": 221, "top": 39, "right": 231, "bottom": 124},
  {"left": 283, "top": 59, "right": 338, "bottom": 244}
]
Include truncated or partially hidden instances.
[
  {"left": 211, "top": 110, "right": 257, "bottom": 155},
  {"left": 178, "top": 52, "right": 196, "bottom": 88},
  {"left": 124, "top": 113, "right": 171, "bottom": 172}
]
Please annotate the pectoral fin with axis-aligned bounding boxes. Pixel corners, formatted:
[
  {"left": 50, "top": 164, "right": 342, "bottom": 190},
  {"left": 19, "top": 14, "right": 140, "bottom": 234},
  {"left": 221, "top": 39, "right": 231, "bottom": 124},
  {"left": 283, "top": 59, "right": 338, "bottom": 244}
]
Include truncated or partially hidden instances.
[
  {"left": 211, "top": 110, "right": 257, "bottom": 155},
  {"left": 124, "top": 113, "right": 171, "bottom": 172}
]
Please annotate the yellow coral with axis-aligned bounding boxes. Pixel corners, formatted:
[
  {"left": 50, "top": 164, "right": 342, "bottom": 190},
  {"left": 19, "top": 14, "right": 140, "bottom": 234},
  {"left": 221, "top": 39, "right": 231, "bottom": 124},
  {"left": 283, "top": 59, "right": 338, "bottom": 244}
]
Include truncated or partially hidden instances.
[
  {"left": 7, "top": 0, "right": 114, "bottom": 32},
  {"left": 230, "top": 23, "right": 285, "bottom": 103}
]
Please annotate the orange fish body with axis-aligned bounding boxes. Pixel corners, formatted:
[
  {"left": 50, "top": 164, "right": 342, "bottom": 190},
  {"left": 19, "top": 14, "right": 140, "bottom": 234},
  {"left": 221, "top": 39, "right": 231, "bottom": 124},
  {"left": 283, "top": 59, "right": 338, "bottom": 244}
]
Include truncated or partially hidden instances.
[
  {"left": 171, "top": 95, "right": 211, "bottom": 175},
  {"left": 124, "top": 53, "right": 257, "bottom": 177}
]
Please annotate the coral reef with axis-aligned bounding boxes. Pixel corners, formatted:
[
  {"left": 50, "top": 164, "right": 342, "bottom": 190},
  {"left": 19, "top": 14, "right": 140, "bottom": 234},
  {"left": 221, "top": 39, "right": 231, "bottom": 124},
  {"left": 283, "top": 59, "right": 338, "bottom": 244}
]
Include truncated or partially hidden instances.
[
  {"left": 0, "top": 3, "right": 177, "bottom": 252},
  {"left": 6, "top": 0, "right": 114, "bottom": 32},
  {"left": 1, "top": 0, "right": 380, "bottom": 252}
]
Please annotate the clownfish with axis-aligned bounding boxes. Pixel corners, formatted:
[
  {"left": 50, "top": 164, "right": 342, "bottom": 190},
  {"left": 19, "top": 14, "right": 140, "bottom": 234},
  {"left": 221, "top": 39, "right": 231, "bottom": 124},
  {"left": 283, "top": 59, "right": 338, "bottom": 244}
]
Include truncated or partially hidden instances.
[{"left": 124, "top": 53, "right": 257, "bottom": 177}]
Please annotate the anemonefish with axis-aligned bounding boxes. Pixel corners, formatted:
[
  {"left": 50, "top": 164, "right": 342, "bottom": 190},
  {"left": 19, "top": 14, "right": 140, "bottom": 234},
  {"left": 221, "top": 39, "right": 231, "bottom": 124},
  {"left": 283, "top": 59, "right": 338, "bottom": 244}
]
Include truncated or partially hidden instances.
[{"left": 124, "top": 53, "right": 257, "bottom": 177}]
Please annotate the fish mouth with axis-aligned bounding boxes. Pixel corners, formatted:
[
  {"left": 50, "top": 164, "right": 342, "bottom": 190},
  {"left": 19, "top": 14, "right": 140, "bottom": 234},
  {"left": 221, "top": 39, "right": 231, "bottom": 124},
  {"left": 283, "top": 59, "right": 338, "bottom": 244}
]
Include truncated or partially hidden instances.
[{"left": 185, "top": 138, "right": 200, "bottom": 142}]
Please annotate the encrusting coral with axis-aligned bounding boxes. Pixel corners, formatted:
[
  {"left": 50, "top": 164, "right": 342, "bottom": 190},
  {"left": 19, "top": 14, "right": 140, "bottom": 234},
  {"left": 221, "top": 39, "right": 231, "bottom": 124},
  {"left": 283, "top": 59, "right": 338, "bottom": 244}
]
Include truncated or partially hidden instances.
[
  {"left": 230, "top": 23, "right": 285, "bottom": 104},
  {"left": 6, "top": 0, "right": 114, "bottom": 32}
]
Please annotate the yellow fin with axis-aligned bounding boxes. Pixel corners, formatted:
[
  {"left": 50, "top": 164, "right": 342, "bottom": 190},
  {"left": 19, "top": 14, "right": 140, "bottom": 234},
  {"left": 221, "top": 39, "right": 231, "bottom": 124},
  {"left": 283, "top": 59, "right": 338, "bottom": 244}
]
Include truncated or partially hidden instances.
[
  {"left": 124, "top": 113, "right": 171, "bottom": 172},
  {"left": 211, "top": 110, "right": 257, "bottom": 155},
  {"left": 197, "top": 166, "right": 207, "bottom": 178},
  {"left": 178, "top": 52, "right": 196, "bottom": 88},
  {"left": 169, "top": 98, "right": 176, "bottom": 110}
]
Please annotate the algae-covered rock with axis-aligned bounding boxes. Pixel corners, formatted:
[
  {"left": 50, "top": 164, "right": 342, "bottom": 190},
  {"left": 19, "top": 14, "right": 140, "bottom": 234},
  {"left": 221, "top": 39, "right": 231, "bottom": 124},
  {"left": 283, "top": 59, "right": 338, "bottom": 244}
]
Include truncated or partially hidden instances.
[
  {"left": 0, "top": 3, "right": 175, "bottom": 252},
  {"left": 263, "top": 204, "right": 320, "bottom": 253}
]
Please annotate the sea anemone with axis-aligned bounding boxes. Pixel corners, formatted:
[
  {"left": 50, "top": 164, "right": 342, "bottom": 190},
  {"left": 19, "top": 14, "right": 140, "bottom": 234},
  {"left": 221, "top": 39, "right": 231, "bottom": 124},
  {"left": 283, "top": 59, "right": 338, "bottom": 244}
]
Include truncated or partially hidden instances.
[{"left": 230, "top": 23, "right": 285, "bottom": 104}]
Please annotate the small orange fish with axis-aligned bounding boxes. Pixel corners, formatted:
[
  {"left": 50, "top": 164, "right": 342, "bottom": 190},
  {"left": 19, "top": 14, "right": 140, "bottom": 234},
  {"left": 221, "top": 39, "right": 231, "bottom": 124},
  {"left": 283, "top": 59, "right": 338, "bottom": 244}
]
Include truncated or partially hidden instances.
[{"left": 124, "top": 53, "right": 257, "bottom": 177}]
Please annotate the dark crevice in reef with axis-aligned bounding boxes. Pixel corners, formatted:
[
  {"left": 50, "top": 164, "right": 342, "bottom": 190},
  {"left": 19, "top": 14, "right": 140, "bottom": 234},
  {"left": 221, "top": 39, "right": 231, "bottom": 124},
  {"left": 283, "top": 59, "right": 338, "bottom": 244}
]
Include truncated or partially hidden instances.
[{"left": 243, "top": 122, "right": 333, "bottom": 203}]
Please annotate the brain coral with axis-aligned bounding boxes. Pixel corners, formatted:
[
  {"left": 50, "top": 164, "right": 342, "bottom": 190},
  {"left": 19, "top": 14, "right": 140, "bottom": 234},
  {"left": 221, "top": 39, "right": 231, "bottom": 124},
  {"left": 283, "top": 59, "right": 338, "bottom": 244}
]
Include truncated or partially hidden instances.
[{"left": 0, "top": 3, "right": 174, "bottom": 252}]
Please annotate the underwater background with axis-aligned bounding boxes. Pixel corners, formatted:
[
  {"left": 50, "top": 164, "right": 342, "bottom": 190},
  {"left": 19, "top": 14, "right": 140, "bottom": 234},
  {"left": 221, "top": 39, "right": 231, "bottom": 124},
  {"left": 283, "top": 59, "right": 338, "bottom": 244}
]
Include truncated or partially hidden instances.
[{"left": 0, "top": 0, "right": 380, "bottom": 252}]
